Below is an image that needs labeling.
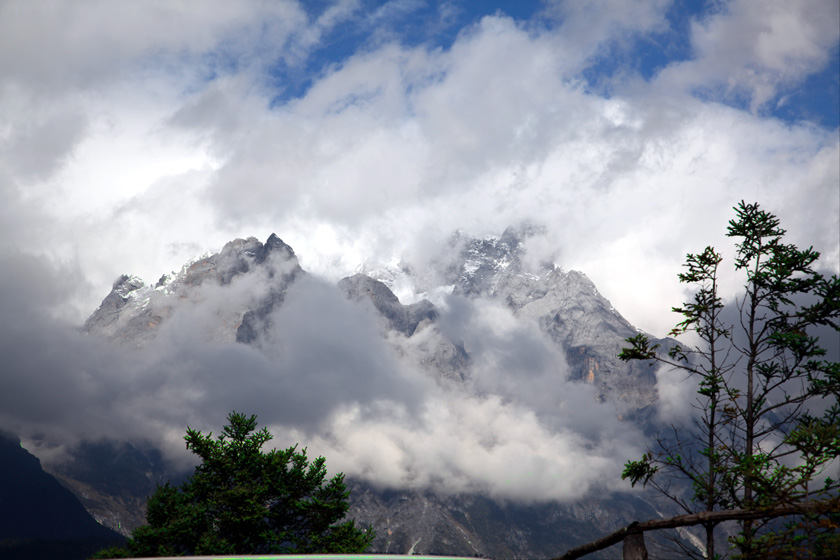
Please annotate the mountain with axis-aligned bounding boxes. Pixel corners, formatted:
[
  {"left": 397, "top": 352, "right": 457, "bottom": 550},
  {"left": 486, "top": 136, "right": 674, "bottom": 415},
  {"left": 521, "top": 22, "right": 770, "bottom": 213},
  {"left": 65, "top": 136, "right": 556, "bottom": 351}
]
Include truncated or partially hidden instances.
[
  {"left": 416, "top": 226, "right": 657, "bottom": 407},
  {"left": 82, "top": 233, "right": 303, "bottom": 347},
  {"left": 82, "top": 227, "right": 658, "bottom": 408},
  {"left": 44, "top": 229, "right": 689, "bottom": 558},
  {"left": 44, "top": 440, "right": 185, "bottom": 538},
  {"left": 0, "top": 431, "right": 124, "bottom": 559}
]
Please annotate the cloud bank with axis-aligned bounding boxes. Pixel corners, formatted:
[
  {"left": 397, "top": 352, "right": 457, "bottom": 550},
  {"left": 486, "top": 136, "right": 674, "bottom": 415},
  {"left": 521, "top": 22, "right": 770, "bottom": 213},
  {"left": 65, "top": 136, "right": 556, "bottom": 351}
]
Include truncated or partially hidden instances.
[{"left": 0, "top": 248, "right": 637, "bottom": 502}]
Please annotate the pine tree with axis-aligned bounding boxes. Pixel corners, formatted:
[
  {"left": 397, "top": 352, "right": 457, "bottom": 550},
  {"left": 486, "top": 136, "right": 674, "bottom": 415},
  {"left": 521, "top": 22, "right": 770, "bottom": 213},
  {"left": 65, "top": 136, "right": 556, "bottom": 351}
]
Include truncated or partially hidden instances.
[{"left": 93, "top": 412, "right": 373, "bottom": 557}]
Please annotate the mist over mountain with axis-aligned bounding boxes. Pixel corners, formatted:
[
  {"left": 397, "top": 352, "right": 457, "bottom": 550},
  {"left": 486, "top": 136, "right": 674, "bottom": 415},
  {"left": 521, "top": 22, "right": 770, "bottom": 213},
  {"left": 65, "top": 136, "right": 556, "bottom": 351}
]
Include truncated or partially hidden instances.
[{"left": 0, "top": 227, "right": 699, "bottom": 556}]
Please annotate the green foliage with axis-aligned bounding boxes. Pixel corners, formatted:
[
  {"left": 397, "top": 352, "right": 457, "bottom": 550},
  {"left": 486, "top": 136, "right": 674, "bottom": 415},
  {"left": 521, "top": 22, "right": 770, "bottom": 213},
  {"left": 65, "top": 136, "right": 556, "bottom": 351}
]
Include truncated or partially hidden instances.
[
  {"left": 94, "top": 412, "right": 373, "bottom": 557},
  {"left": 751, "top": 509, "right": 840, "bottom": 559},
  {"left": 90, "top": 544, "right": 131, "bottom": 558},
  {"left": 620, "top": 201, "right": 840, "bottom": 560},
  {"left": 621, "top": 452, "right": 658, "bottom": 488}
]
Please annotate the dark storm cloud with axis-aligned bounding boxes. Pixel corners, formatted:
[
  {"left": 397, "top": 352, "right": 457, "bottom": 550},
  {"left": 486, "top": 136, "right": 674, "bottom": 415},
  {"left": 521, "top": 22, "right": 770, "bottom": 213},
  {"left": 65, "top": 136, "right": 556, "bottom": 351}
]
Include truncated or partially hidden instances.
[{"left": 0, "top": 251, "right": 132, "bottom": 438}]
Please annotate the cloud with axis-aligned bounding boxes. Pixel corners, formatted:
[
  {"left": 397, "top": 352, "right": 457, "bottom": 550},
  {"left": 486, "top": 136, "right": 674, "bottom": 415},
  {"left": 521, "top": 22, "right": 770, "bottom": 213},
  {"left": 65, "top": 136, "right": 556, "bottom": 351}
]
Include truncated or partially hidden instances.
[
  {"left": 544, "top": 0, "right": 671, "bottom": 70},
  {"left": 0, "top": 0, "right": 308, "bottom": 89},
  {"left": 656, "top": 0, "right": 840, "bottom": 112},
  {"left": 0, "top": 247, "right": 643, "bottom": 502},
  {"left": 259, "top": 280, "right": 644, "bottom": 502},
  {"left": 295, "top": 390, "right": 637, "bottom": 502},
  {"left": 0, "top": 252, "right": 424, "bottom": 459},
  {"left": 2, "top": 110, "right": 88, "bottom": 182},
  {"left": 1, "top": 2, "right": 836, "bottom": 338},
  {"left": 157, "top": 10, "right": 837, "bottom": 336}
]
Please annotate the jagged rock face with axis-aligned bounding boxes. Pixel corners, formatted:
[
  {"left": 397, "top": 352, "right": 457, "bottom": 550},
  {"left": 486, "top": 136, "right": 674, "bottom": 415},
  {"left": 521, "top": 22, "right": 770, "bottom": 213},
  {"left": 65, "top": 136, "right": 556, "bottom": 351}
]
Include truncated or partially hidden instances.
[
  {"left": 513, "top": 269, "right": 658, "bottom": 408},
  {"left": 83, "top": 234, "right": 302, "bottom": 346},
  {"left": 82, "top": 275, "right": 146, "bottom": 334},
  {"left": 82, "top": 227, "right": 657, "bottom": 409},
  {"left": 476, "top": 230, "right": 655, "bottom": 408},
  {"left": 338, "top": 273, "right": 469, "bottom": 382},
  {"left": 339, "top": 274, "right": 437, "bottom": 337},
  {"left": 235, "top": 236, "right": 303, "bottom": 344},
  {"left": 448, "top": 226, "right": 534, "bottom": 298}
]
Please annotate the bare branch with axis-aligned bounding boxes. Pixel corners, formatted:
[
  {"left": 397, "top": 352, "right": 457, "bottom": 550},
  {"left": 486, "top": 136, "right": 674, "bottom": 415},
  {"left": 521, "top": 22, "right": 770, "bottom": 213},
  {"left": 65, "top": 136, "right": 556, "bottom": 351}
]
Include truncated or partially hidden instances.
[{"left": 550, "top": 498, "right": 839, "bottom": 560}]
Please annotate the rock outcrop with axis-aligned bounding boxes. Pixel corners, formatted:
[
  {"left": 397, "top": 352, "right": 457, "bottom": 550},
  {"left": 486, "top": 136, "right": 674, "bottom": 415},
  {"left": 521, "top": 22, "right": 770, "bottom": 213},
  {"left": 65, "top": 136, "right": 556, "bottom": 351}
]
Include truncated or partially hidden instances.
[
  {"left": 84, "top": 234, "right": 303, "bottom": 347},
  {"left": 339, "top": 274, "right": 437, "bottom": 337}
]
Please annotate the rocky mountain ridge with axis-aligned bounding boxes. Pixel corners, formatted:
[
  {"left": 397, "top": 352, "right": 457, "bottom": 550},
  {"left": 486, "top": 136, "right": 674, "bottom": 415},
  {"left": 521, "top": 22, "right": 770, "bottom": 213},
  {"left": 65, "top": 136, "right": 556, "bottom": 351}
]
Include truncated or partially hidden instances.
[
  {"left": 361, "top": 227, "right": 658, "bottom": 408},
  {"left": 83, "top": 229, "right": 657, "bottom": 407}
]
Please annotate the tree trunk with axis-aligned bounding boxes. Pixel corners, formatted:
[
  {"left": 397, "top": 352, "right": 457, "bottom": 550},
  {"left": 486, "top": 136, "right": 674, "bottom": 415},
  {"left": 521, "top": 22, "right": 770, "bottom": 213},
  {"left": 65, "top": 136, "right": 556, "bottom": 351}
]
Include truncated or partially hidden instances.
[
  {"left": 705, "top": 522, "right": 716, "bottom": 560},
  {"left": 623, "top": 532, "right": 648, "bottom": 560}
]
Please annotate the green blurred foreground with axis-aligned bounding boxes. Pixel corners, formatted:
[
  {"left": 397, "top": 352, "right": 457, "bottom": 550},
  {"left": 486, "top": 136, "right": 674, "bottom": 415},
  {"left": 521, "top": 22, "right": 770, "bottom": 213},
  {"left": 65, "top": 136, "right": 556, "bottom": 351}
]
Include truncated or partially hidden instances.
[{"left": 98, "top": 557, "right": 479, "bottom": 560}]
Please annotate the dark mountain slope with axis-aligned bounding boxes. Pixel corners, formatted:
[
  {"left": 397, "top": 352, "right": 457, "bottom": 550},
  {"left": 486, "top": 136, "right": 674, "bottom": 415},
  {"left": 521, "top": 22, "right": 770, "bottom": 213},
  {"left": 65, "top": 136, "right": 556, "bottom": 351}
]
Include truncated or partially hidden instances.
[{"left": 0, "top": 431, "right": 123, "bottom": 559}]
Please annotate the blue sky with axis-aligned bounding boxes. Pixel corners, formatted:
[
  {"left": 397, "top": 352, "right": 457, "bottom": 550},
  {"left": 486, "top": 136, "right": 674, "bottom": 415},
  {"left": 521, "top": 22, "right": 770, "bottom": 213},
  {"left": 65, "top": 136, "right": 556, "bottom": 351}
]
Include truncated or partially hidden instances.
[{"left": 280, "top": 1, "right": 839, "bottom": 127}]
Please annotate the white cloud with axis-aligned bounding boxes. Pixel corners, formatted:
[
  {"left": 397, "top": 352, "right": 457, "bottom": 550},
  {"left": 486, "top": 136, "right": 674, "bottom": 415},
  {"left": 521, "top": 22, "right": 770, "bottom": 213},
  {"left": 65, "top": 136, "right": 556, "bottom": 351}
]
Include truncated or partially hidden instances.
[
  {"left": 656, "top": 0, "right": 840, "bottom": 112},
  {"left": 2, "top": 3, "right": 834, "bottom": 337},
  {"left": 295, "top": 391, "right": 635, "bottom": 502},
  {"left": 0, "top": 0, "right": 307, "bottom": 89},
  {"left": 544, "top": 0, "right": 671, "bottom": 70}
]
